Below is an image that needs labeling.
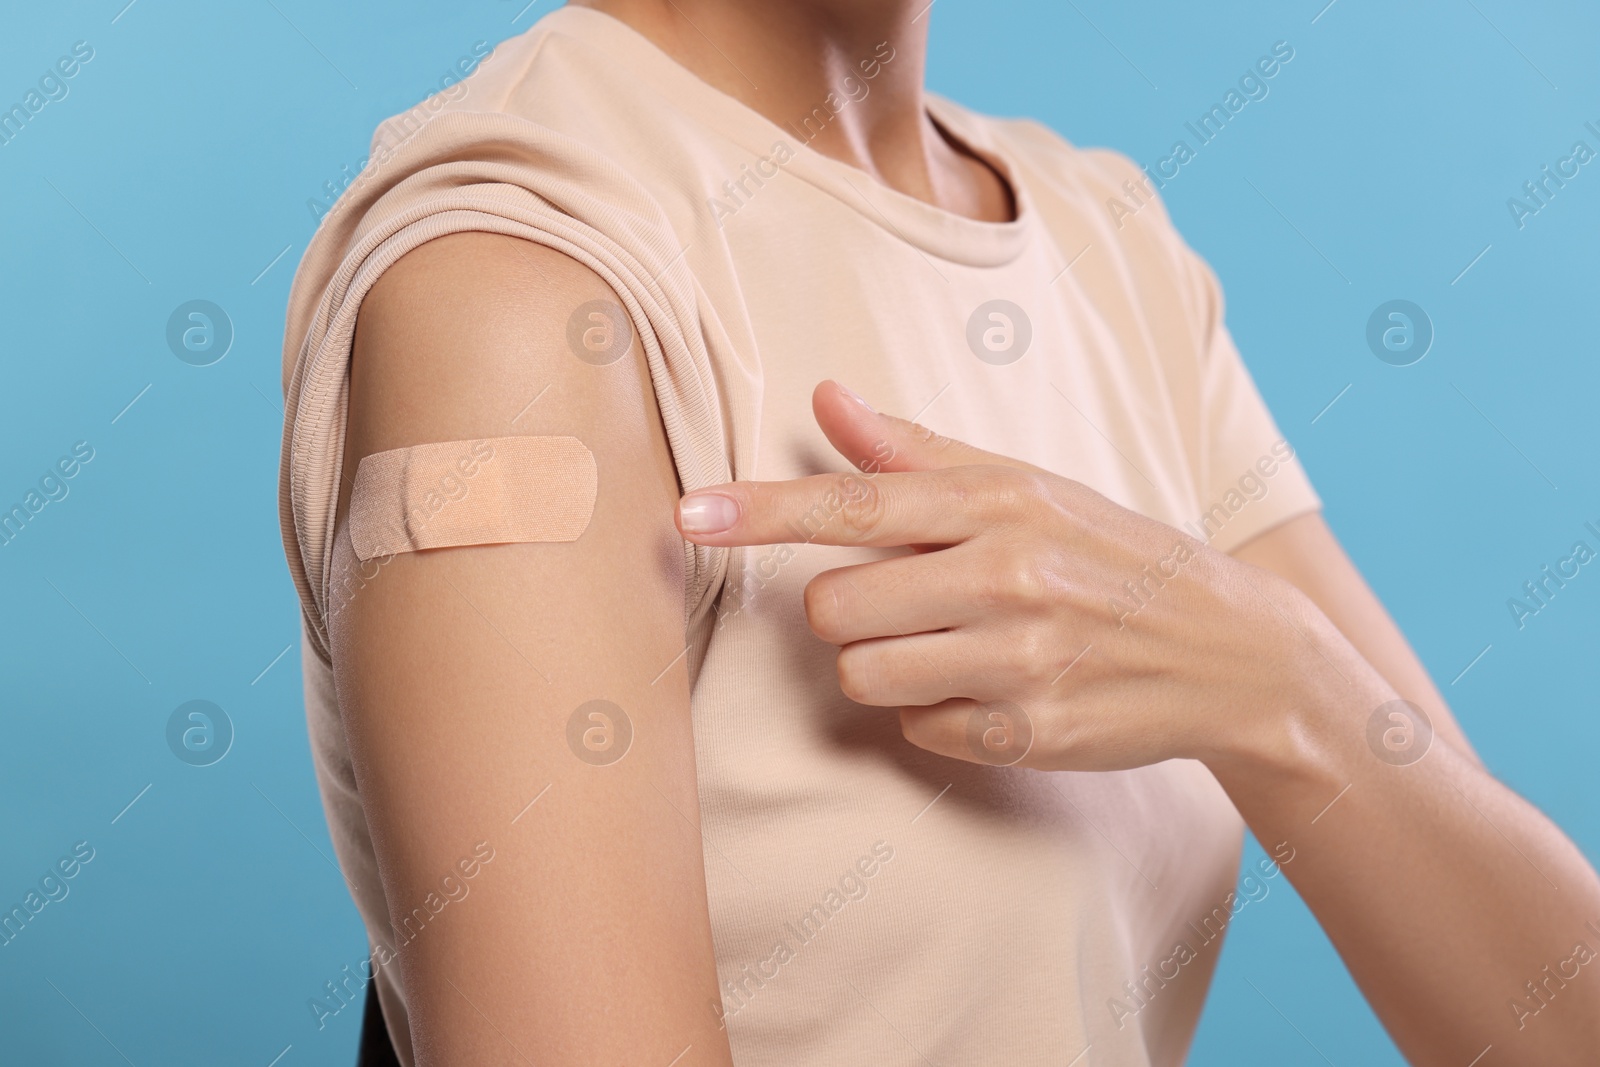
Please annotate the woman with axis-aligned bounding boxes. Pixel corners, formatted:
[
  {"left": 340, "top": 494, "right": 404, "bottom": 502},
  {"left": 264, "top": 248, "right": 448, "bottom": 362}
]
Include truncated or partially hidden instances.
[{"left": 277, "top": 2, "right": 1600, "bottom": 1064}]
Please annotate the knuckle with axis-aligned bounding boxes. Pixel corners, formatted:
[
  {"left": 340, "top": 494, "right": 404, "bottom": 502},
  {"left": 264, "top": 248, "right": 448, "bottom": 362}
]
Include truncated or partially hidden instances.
[
  {"left": 989, "top": 544, "right": 1051, "bottom": 607},
  {"left": 944, "top": 468, "right": 985, "bottom": 513},
  {"left": 907, "top": 420, "right": 947, "bottom": 454},
  {"left": 971, "top": 467, "right": 1049, "bottom": 524},
  {"left": 1008, "top": 469, "right": 1055, "bottom": 508},
  {"left": 834, "top": 475, "right": 885, "bottom": 540}
]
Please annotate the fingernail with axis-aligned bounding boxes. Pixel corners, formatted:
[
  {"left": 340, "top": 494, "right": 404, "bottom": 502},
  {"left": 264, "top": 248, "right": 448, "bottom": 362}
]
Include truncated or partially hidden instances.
[
  {"left": 837, "top": 382, "right": 875, "bottom": 413},
  {"left": 679, "top": 492, "right": 740, "bottom": 535}
]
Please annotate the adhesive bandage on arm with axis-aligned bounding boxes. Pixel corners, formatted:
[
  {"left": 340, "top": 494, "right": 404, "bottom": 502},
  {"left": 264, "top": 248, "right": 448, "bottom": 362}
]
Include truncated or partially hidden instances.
[{"left": 348, "top": 436, "right": 597, "bottom": 561}]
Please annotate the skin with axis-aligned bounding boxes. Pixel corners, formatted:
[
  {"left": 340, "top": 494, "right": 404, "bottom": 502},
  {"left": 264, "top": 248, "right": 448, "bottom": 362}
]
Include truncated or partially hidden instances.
[
  {"left": 567, "top": 0, "right": 1016, "bottom": 224},
  {"left": 334, "top": 234, "right": 736, "bottom": 1066},
  {"left": 675, "top": 382, "right": 1600, "bottom": 1065},
  {"left": 332, "top": 1, "right": 1600, "bottom": 1063}
]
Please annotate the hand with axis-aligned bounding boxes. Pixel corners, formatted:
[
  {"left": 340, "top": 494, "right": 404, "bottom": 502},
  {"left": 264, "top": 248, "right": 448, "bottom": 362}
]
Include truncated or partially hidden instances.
[{"left": 674, "top": 380, "right": 1329, "bottom": 773}]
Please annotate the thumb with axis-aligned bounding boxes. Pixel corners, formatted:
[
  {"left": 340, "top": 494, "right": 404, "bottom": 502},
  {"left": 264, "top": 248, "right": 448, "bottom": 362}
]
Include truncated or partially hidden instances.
[{"left": 812, "top": 380, "right": 1043, "bottom": 475}]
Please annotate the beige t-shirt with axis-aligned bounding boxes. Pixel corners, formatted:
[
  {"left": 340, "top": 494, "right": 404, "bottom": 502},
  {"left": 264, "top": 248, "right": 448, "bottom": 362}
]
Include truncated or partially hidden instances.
[{"left": 279, "top": 7, "right": 1322, "bottom": 1065}]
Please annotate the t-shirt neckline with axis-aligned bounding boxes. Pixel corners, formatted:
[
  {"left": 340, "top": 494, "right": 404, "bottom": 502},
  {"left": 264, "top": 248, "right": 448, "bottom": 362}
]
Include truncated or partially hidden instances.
[{"left": 544, "top": 4, "right": 1035, "bottom": 268}]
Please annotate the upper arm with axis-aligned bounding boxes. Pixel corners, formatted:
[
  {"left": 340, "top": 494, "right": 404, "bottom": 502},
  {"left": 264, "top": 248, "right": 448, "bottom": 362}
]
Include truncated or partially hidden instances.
[
  {"left": 330, "top": 231, "right": 732, "bottom": 1065},
  {"left": 1230, "top": 511, "right": 1480, "bottom": 764}
]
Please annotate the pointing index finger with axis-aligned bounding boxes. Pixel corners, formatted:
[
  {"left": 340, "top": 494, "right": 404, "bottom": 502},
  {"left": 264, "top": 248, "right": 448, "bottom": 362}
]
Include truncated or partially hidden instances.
[{"left": 676, "top": 468, "right": 994, "bottom": 549}]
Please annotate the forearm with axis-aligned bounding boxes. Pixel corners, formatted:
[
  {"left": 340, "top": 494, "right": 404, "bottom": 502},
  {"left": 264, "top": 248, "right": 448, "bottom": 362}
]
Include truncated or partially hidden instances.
[{"left": 1208, "top": 596, "right": 1600, "bottom": 1065}]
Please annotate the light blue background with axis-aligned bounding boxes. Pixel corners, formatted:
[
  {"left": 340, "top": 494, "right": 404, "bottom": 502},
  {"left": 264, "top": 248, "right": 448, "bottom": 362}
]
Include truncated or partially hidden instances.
[{"left": 1, "top": 1, "right": 1595, "bottom": 1064}]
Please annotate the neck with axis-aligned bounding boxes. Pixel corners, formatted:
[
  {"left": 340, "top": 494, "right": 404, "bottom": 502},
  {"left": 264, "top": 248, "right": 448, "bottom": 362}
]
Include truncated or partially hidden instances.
[{"left": 565, "top": 0, "right": 1014, "bottom": 222}]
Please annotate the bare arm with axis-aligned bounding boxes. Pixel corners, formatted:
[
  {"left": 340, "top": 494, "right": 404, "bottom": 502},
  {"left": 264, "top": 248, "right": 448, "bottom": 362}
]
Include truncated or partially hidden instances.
[
  {"left": 330, "top": 232, "right": 733, "bottom": 1066},
  {"left": 1232, "top": 512, "right": 1478, "bottom": 761},
  {"left": 1229, "top": 512, "right": 1600, "bottom": 1065}
]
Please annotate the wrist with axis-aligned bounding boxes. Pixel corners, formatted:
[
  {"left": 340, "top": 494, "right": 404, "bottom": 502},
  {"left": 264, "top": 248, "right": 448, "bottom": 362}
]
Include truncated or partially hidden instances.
[{"left": 1200, "top": 576, "right": 1391, "bottom": 798}]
